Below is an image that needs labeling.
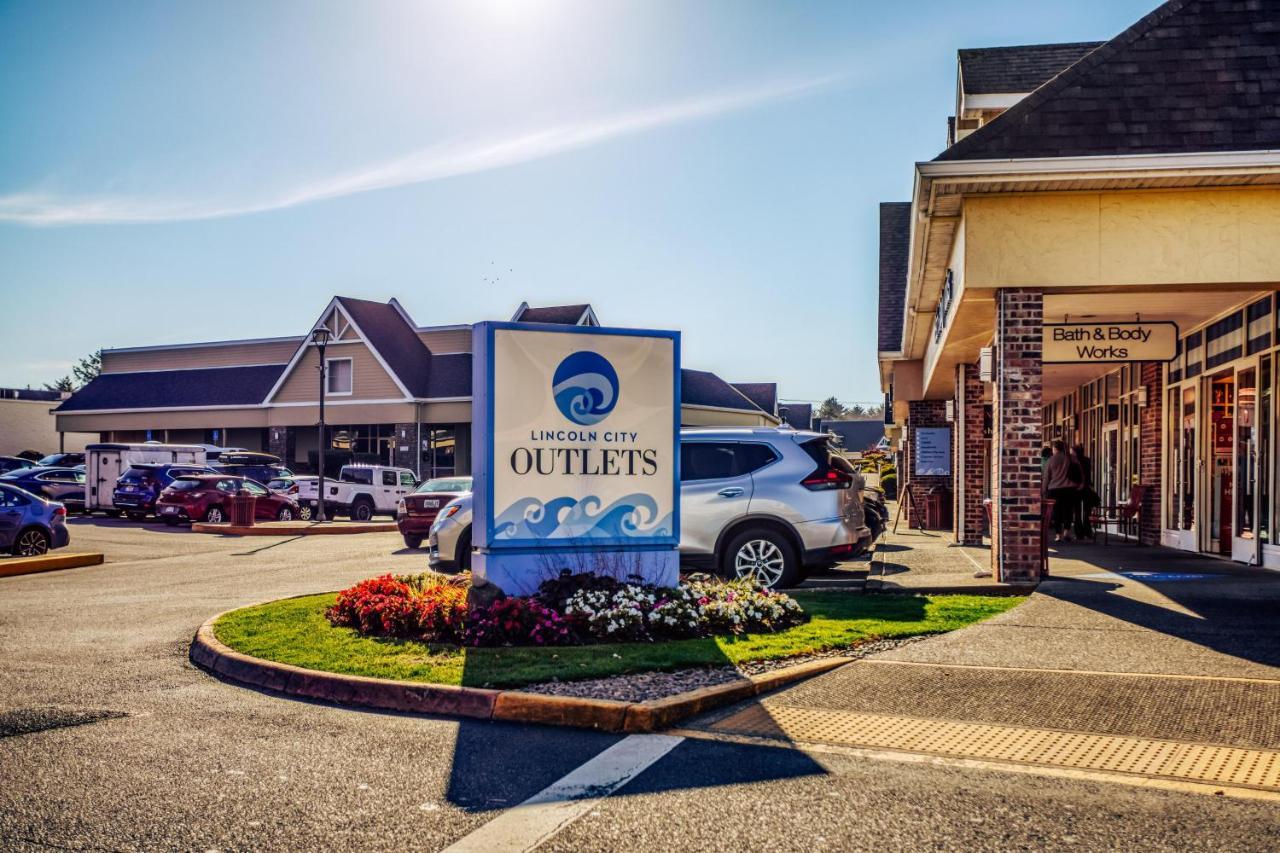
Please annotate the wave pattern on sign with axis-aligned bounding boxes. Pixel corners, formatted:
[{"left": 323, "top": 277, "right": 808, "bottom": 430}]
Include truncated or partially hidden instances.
[{"left": 494, "top": 493, "right": 673, "bottom": 541}]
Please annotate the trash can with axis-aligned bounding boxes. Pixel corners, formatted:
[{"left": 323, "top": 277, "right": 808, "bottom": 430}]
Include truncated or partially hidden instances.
[{"left": 230, "top": 489, "right": 256, "bottom": 527}]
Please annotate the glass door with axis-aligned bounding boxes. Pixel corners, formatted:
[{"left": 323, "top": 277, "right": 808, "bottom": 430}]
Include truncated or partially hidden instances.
[
  {"left": 1232, "top": 363, "right": 1259, "bottom": 563},
  {"left": 1206, "top": 371, "right": 1235, "bottom": 555}
]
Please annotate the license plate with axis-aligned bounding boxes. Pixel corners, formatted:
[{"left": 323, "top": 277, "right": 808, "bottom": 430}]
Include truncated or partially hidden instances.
[
  {"left": 122, "top": 485, "right": 136, "bottom": 492},
  {"left": 422, "top": 500, "right": 439, "bottom": 508},
  {"left": 162, "top": 506, "right": 178, "bottom": 514}
]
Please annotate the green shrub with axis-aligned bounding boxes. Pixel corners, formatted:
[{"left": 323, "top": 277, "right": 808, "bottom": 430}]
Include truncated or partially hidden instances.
[{"left": 880, "top": 472, "right": 897, "bottom": 499}]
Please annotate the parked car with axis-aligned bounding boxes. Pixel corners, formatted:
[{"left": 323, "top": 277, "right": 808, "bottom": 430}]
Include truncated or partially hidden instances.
[
  {"left": 0, "top": 456, "right": 38, "bottom": 475},
  {"left": 0, "top": 467, "right": 87, "bottom": 512},
  {"left": 677, "top": 428, "right": 870, "bottom": 588},
  {"left": 213, "top": 451, "right": 292, "bottom": 487},
  {"left": 265, "top": 474, "right": 314, "bottom": 496},
  {"left": 296, "top": 464, "right": 417, "bottom": 521},
  {"left": 85, "top": 442, "right": 208, "bottom": 514},
  {"left": 111, "top": 463, "right": 215, "bottom": 519},
  {"left": 862, "top": 483, "right": 888, "bottom": 542},
  {"left": 429, "top": 494, "right": 472, "bottom": 572},
  {"left": 38, "top": 452, "right": 85, "bottom": 468},
  {"left": 156, "top": 474, "right": 301, "bottom": 525},
  {"left": 0, "top": 482, "right": 70, "bottom": 556},
  {"left": 398, "top": 476, "right": 472, "bottom": 548}
]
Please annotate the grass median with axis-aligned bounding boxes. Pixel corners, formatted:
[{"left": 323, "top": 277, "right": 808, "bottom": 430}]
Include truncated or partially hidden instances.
[{"left": 213, "top": 591, "right": 1022, "bottom": 690}]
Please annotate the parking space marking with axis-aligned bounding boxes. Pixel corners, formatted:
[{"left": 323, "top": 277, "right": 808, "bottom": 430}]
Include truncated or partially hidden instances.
[{"left": 441, "top": 734, "right": 683, "bottom": 853}]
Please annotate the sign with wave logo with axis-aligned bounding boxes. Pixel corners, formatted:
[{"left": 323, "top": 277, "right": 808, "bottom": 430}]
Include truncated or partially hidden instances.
[
  {"left": 472, "top": 321, "right": 680, "bottom": 596},
  {"left": 552, "top": 351, "right": 619, "bottom": 426}
]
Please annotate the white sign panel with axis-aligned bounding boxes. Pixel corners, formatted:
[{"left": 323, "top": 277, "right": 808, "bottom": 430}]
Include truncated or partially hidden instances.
[
  {"left": 471, "top": 322, "right": 680, "bottom": 594},
  {"left": 914, "top": 427, "right": 951, "bottom": 476},
  {"left": 1043, "top": 322, "right": 1178, "bottom": 364}
]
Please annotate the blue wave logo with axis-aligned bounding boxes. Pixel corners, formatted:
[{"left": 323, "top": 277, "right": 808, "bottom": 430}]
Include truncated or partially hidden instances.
[
  {"left": 552, "top": 351, "right": 619, "bottom": 426},
  {"left": 493, "top": 493, "right": 673, "bottom": 541}
]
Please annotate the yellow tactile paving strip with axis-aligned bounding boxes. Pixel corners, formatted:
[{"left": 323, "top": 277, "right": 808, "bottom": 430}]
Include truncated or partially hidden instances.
[{"left": 706, "top": 705, "right": 1280, "bottom": 791}]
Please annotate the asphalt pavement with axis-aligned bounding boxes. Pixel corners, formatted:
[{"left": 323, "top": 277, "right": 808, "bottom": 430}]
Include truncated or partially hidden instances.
[{"left": 1, "top": 518, "right": 1277, "bottom": 851}]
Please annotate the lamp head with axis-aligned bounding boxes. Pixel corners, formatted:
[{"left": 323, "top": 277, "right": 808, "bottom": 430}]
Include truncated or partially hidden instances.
[{"left": 311, "top": 328, "right": 333, "bottom": 348}]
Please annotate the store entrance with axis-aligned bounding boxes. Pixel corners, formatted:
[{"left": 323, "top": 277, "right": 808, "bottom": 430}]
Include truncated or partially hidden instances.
[
  {"left": 1206, "top": 371, "right": 1235, "bottom": 555},
  {"left": 1231, "top": 363, "right": 1259, "bottom": 564}
]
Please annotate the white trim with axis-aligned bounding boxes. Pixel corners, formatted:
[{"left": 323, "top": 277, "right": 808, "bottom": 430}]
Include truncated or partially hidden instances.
[
  {"left": 55, "top": 403, "right": 267, "bottom": 415},
  {"left": 680, "top": 402, "right": 782, "bottom": 423},
  {"left": 417, "top": 395, "right": 471, "bottom": 403},
  {"left": 325, "top": 356, "right": 354, "bottom": 397},
  {"left": 331, "top": 300, "right": 416, "bottom": 399},
  {"left": 270, "top": 398, "right": 414, "bottom": 408},
  {"left": 264, "top": 297, "right": 346, "bottom": 403},
  {"left": 580, "top": 305, "right": 600, "bottom": 326},
  {"left": 959, "top": 92, "right": 1024, "bottom": 112},
  {"left": 918, "top": 148, "right": 1280, "bottom": 178},
  {"left": 101, "top": 362, "right": 289, "bottom": 375},
  {"left": 509, "top": 301, "right": 530, "bottom": 322},
  {"left": 414, "top": 323, "right": 471, "bottom": 333},
  {"left": 56, "top": 396, "right": 467, "bottom": 415},
  {"left": 104, "top": 334, "right": 303, "bottom": 354}
]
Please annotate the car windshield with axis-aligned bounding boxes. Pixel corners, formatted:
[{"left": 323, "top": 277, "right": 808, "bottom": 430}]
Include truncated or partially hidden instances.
[
  {"left": 167, "top": 478, "right": 203, "bottom": 492},
  {"left": 416, "top": 478, "right": 472, "bottom": 494}
]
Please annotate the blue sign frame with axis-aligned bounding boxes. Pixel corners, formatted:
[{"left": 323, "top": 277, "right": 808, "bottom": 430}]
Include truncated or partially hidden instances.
[{"left": 472, "top": 320, "right": 681, "bottom": 553}]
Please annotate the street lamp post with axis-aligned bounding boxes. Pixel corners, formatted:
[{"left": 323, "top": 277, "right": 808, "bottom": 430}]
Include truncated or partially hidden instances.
[{"left": 312, "top": 327, "right": 332, "bottom": 523}]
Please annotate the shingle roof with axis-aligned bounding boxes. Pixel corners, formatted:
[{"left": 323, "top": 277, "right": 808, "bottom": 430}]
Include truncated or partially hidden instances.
[
  {"left": 778, "top": 402, "right": 814, "bottom": 430},
  {"left": 939, "top": 0, "right": 1280, "bottom": 161},
  {"left": 55, "top": 365, "right": 285, "bottom": 412},
  {"left": 878, "top": 202, "right": 911, "bottom": 353},
  {"left": 730, "top": 382, "right": 778, "bottom": 415},
  {"left": 958, "top": 41, "right": 1103, "bottom": 95},
  {"left": 816, "top": 419, "right": 886, "bottom": 453},
  {"left": 427, "top": 353, "right": 472, "bottom": 398},
  {"left": 336, "top": 296, "right": 434, "bottom": 397},
  {"left": 517, "top": 304, "right": 590, "bottom": 324},
  {"left": 681, "top": 370, "right": 765, "bottom": 412}
]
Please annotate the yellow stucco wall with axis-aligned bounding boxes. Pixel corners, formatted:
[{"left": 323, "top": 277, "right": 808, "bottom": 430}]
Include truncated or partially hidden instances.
[
  {"left": 680, "top": 406, "right": 774, "bottom": 427},
  {"left": 964, "top": 188, "right": 1280, "bottom": 289},
  {"left": 3, "top": 399, "right": 96, "bottom": 455}
]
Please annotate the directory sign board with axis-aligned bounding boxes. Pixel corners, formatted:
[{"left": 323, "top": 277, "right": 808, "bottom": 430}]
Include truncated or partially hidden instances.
[
  {"left": 472, "top": 322, "right": 680, "bottom": 594},
  {"left": 914, "top": 426, "right": 951, "bottom": 476}
]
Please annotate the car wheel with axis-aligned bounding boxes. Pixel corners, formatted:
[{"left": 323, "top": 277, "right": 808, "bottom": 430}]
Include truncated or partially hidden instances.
[
  {"left": 457, "top": 530, "right": 472, "bottom": 571},
  {"left": 403, "top": 534, "right": 423, "bottom": 549},
  {"left": 127, "top": 512, "right": 146, "bottom": 521},
  {"left": 277, "top": 506, "right": 294, "bottom": 522},
  {"left": 298, "top": 504, "right": 314, "bottom": 521},
  {"left": 13, "top": 527, "right": 50, "bottom": 557},
  {"left": 204, "top": 505, "right": 227, "bottom": 524},
  {"left": 350, "top": 499, "right": 374, "bottom": 522},
  {"left": 722, "top": 529, "right": 799, "bottom": 591}
]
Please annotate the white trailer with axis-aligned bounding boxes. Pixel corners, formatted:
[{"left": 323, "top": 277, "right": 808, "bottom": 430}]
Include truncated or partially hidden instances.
[{"left": 85, "top": 443, "right": 207, "bottom": 513}]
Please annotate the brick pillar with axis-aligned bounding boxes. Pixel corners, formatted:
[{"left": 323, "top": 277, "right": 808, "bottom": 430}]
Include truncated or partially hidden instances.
[
  {"left": 954, "top": 362, "right": 985, "bottom": 545},
  {"left": 268, "top": 427, "right": 295, "bottom": 467},
  {"left": 905, "top": 400, "right": 951, "bottom": 530},
  {"left": 990, "top": 289, "right": 1043, "bottom": 584},
  {"left": 392, "top": 422, "right": 418, "bottom": 473},
  {"left": 1139, "top": 361, "right": 1164, "bottom": 546}
]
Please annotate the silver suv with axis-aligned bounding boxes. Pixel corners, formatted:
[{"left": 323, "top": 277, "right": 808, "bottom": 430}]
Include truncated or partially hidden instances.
[
  {"left": 430, "top": 428, "right": 871, "bottom": 590},
  {"left": 679, "top": 428, "right": 869, "bottom": 588}
]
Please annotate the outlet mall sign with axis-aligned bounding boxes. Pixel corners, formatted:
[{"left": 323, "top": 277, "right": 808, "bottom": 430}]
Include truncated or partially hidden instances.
[
  {"left": 471, "top": 321, "right": 680, "bottom": 595},
  {"left": 1042, "top": 321, "right": 1178, "bottom": 364}
]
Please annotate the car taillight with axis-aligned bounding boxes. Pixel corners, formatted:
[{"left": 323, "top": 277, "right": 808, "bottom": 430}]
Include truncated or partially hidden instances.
[
  {"left": 289, "top": 485, "right": 298, "bottom": 494},
  {"left": 801, "top": 468, "right": 853, "bottom": 491},
  {"left": 53, "top": 505, "right": 67, "bottom": 517}
]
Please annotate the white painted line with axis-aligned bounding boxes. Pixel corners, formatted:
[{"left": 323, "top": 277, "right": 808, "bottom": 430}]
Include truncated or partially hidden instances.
[{"left": 441, "top": 734, "right": 684, "bottom": 853}]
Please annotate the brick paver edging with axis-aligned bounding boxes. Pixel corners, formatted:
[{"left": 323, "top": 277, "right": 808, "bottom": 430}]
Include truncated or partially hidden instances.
[
  {"left": 0, "top": 552, "right": 105, "bottom": 578},
  {"left": 189, "top": 614, "right": 848, "bottom": 733},
  {"left": 190, "top": 521, "right": 398, "bottom": 536}
]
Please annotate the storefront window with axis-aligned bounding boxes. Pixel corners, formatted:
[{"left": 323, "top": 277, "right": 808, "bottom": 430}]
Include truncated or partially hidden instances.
[
  {"left": 1260, "top": 357, "right": 1272, "bottom": 545},
  {"left": 1181, "top": 385, "right": 1197, "bottom": 530},
  {"left": 1235, "top": 367, "right": 1257, "bottom": 541},
  {"left": 1167, "top": 387, "right": 1180, "bottom": 529},
  {"left": 421, "top": 427, "right": 456, "bottom": 479}
]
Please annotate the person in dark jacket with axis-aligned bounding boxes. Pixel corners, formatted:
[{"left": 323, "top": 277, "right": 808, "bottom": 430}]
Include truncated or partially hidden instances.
[
  {"left": 1045, "top": 440, "right": 1080, "bottom": 541},
  {"left": 1073, "top": 444, "right": 1098, "bottom": 539}
]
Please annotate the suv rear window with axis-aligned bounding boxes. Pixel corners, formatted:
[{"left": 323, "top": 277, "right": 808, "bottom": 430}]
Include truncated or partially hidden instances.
[
  {"left": 680, "top": 442, "right": 777, "bottom": 482},
  {"left": 119, "top": 469, "right": 152, "bottom": 483},
  {"left": 168, "top": 478, "right": 202, "bottom": 492},
  {"left": 341, "top": 468, "right": 374, "bottom": 485}
]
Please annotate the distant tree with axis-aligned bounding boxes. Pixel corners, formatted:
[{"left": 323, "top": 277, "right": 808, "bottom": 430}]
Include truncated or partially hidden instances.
[
  {"left": 72, "top": 350, "right": 102, "bottom": 388},
  {"left": 44, "top": 375, "right": 75, "bottom": 393},
  {"left": 817, "top": 396, "right": 847, "bottom": 420},
  {"left": 846, "top": 403, "right": 867, "bottom": 418}
]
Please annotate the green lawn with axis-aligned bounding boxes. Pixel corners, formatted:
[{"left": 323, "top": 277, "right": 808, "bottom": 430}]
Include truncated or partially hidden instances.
[{"left": 213, "top": 591, "right": 1022, "bottom": 690}]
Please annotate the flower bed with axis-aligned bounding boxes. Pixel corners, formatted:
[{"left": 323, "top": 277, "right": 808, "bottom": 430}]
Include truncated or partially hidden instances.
[{"left": 324, "top": 570, "right": 808, "bottom": 648}]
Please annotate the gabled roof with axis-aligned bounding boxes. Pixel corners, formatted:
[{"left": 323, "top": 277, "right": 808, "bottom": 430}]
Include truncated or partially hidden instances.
[
  {"left": 427, "top": 353, "right": 472, "bottom": 398},
  {"left": 681, "top": 369, "right": 766, "bottom": 413},
  {"left": 511, "top": 303, "right": 598, "bottom": 325},
  {"left": 55, "top": 365, "right": 285, "bottom": 412},
  {"left": 958, "top": 41, "right": 1103, "bottom": 95},
  {"left": 731, "top": 382, "right": 778, "bottom": 415},
  {"left": 816, "top": 419, "right": 886, "bottom": 453},
  {"left": 334, "top": 296, "right": 434, "bottom": 398},
  {"left": 878, "top": 202, "right": 911, "bottom": 353},
  {"left": 778, "top": 402, "right": 814, "bottom": 430},
  {"left": 938, "top": 0, "right": 1280, "bottom": 161}
]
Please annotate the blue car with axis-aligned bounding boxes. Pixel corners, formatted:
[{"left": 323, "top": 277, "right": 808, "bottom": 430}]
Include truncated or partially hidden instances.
[
  {"left": 0, "top": 456, "right": 37, "bottom": 475},
  {"left": 0, "top": 483, "right": 70, "bottom": 556},
  {"left": 112, "top": 463, "right": 215, "bottom": 518},
  {"left": 0, "top": 467, "right": 86, "bottom": 512}
]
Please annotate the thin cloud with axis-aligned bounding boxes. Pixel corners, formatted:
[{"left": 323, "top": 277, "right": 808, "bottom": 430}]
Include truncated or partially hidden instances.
[{"left": 0, "top": 72, "right": 846, "bottom": 226}]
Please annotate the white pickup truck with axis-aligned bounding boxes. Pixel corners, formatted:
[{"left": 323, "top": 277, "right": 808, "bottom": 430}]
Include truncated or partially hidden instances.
[{"left": 297, "top": 464, "right": 418, "bottom": 521}]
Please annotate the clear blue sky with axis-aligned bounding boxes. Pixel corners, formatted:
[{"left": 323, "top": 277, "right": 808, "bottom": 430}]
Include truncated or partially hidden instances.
[{"left": 0, "top": 0, "right": 1155, "bottom": 404}]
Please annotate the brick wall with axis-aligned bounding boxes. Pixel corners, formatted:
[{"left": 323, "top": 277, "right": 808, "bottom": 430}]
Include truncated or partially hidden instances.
[
  {"left": 954, "top": 362, "right": 986, "bottom": 544},
  {"left": 392, "top": 422, "right": 418, "bottom": 474},
  {"left": 991, "top": 289, "right": 1043, "bottom": 584},
  {"left": 905, "top": 399, "right": 952, "bottom": 530},
  {"left": 1139, "top": 362, "right": 1164, "bottom": 546},
  {"left": 268, "top": 427, "right": 295, "bottom": 470}
]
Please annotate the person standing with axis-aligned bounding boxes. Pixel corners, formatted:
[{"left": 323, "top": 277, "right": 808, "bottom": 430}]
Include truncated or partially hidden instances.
[
  {"left": 1044, "top": 440, "right": 1080, "bottom": 542},
  {"left": 1072, "top": 444, "right": 1097, "bottom": 540}
]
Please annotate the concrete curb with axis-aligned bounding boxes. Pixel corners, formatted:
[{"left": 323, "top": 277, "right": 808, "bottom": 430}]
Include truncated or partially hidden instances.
[
  {"left": 190, "top": 613, "right": 849, "bottom": 733},
  {"left": 865, "top": 578, "right": 1034, "bottom": 596},
  {"left": 190, "top": 521, "right": 398, "bottom": 536},
  {"left": 0, "top": 552, "right": 105, "bottom": 578}
]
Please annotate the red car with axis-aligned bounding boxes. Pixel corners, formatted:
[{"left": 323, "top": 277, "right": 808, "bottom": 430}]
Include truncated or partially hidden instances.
[
  {"left": 156, "top": 474, "right": 300, "bottom": 525},
  {"left": 396, "top": 476, "right": 472, "bottom": 548}
]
